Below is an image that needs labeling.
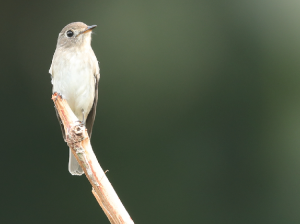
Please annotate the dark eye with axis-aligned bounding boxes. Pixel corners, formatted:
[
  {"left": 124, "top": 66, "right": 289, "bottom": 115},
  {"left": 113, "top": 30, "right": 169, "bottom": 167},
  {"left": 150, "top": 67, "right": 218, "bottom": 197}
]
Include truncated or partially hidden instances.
[{"left": 66, "top": 30, "right": 74, "bottom": 37}]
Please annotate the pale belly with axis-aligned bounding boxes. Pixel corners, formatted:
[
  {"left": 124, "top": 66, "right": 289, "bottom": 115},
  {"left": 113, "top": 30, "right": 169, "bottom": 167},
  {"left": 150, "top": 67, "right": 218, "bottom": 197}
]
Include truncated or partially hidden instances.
[{"left": 52, "top": 58, "right": 95, "bottom": 122}]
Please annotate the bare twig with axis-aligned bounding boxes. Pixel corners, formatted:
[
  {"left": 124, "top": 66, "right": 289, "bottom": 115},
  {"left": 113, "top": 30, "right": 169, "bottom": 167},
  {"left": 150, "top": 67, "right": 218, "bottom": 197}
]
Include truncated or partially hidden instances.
[{"left": 52, "top": 93, "right": 134, "bottom": 224}]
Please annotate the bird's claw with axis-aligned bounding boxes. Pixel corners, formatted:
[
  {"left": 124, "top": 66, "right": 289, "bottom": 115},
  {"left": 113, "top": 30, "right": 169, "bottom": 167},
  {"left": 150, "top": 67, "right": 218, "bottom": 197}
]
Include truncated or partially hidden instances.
[{"left": 53, "top": 92, "right": 63, "bottom": 102}]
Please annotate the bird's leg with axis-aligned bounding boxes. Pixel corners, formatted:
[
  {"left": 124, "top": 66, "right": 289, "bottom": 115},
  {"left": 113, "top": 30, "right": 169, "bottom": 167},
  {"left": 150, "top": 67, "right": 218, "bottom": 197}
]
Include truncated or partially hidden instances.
[
  {"left": 53, "top": 92, "right": 63, "bottom": 103},
  {"left": 80, "top": 109, "right": 86, "bottom": 126},
  {"left": 53, "top": 92, "right": 63, "bottom": 111}
]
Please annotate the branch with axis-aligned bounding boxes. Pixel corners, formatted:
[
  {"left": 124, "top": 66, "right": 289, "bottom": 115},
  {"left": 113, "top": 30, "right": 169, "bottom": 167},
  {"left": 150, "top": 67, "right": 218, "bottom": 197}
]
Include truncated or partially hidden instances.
[{"left": 52, "top": 93, "right": 134, "bottom": 224}]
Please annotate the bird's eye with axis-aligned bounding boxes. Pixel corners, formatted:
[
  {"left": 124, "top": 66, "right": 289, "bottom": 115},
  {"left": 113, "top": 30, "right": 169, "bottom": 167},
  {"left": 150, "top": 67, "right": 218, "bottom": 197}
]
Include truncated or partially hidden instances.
[{"left": 66, "top": 30, "right": 74, "bottom": 37}]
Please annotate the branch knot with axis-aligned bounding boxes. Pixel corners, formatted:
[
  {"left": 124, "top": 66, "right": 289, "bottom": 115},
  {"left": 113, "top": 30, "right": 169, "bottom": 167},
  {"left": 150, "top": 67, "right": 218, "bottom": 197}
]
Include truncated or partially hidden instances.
[{"left": 66, "top": 123, "right": 87, "bottom": 147}]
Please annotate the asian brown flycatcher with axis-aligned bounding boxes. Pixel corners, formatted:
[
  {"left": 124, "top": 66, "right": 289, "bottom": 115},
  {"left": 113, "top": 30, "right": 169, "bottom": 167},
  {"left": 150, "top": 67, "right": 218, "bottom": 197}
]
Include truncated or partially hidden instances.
[{"left": 49, "top": 22, "right": 100, "bottom": 175}]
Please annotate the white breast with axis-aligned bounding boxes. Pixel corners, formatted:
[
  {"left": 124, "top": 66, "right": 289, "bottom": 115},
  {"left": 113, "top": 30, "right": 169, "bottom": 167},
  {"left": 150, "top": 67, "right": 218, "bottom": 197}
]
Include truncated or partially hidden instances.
[{"left": 51, "top": 48, "right": 96, "bottom": 121}]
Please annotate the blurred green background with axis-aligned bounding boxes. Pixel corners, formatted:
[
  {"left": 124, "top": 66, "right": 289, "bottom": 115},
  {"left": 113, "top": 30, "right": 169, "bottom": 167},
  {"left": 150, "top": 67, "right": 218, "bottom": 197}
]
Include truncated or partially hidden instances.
[{"left": 1, "top": 0, "right": 300, "bottom": 223}]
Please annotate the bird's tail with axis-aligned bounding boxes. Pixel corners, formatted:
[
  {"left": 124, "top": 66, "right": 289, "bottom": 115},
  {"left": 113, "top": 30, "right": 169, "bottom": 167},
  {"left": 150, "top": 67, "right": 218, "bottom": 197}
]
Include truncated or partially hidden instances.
[{"left": 68, "top": 149, "right": 84, "bottom": 175}]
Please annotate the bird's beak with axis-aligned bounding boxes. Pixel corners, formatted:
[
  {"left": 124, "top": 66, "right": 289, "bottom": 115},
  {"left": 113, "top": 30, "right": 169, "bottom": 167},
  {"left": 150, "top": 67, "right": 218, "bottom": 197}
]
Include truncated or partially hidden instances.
[{"left": 81, "top": 25, "right": 97, "bottom": 34}]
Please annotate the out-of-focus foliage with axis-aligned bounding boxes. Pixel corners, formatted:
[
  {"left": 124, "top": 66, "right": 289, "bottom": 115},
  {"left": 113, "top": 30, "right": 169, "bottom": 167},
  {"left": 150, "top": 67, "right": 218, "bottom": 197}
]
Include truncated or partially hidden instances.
[{"left": 1, "top": 0, "right": 300, "bottom": 223}]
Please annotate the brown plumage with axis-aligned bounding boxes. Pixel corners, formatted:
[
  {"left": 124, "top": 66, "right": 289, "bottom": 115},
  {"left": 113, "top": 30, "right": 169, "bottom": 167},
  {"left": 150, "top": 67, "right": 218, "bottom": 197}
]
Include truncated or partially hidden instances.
[{"left": 49, "top": 22, "right": 100, "bottom": 175}]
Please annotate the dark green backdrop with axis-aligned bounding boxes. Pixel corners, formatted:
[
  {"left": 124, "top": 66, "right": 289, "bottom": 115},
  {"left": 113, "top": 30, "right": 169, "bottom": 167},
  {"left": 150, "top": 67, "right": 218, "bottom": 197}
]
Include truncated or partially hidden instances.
[{"left": 1, "top": 0, "right": 300, "bottom": 223}]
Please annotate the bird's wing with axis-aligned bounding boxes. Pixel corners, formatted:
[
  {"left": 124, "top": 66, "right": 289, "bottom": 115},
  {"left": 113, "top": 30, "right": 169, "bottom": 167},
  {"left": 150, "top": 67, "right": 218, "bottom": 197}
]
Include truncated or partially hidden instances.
[{"left": 86, "top": 72, "right": 100, "bottom": 138}]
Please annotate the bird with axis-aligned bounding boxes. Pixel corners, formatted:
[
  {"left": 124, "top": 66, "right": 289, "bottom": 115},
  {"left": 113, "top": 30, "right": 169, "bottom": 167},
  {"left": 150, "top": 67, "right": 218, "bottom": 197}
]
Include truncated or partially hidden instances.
[{"left": 49, "top": 22, "right": 100, "bottom": 175}]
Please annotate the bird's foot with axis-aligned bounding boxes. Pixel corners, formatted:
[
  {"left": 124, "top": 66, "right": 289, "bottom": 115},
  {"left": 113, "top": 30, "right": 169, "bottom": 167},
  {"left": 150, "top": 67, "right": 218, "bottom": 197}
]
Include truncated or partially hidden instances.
[
  {"left": 80, "top": 110, "right": 86, "bottom": 126},
  {"left": 53, "top": 92, "right": 63, "bottom": 102}
]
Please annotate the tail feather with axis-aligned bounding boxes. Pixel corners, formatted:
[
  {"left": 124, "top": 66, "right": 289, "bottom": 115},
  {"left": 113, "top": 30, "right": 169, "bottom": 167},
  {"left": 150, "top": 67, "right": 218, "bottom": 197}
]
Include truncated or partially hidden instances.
[{"left": 68, "top": 149, "right": 84, "bottom": 175}]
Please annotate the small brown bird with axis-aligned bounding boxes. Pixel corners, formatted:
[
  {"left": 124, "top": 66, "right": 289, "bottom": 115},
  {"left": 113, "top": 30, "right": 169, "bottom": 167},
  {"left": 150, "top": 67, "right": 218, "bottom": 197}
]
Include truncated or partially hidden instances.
[{"left": 49, "top": 22, "right": 100, "bottom": 175}]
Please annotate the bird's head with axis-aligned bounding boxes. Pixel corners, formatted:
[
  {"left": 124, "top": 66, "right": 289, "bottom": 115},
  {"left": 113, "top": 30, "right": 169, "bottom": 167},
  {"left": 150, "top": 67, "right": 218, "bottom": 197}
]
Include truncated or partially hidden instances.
[{"left": 57, "top": 22, "right": 97, "bottom": 49}]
